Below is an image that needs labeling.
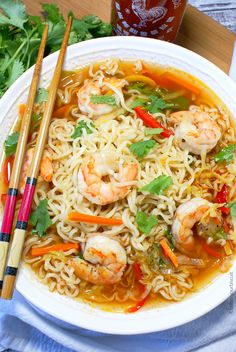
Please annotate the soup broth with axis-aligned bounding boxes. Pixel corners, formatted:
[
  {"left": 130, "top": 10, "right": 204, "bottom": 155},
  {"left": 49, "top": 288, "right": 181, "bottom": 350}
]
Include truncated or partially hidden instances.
[{"left": 1, "top": 59, "right": 236, "bottom": 312}]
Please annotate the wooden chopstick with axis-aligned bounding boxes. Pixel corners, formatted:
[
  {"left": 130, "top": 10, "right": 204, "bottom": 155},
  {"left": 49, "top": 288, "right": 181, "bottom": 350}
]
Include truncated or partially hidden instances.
[
  {"left": 1, "top": 17, "right": 73, "bottom": 300},
  {"left": 0, "top": 24, "right": 48, "bottom": 296}
]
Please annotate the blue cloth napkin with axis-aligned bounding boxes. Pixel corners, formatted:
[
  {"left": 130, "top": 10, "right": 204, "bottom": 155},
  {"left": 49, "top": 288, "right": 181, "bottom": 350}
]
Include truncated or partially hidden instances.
[{"left": 0, "top": 289, "right": 236, "bottom": 352}]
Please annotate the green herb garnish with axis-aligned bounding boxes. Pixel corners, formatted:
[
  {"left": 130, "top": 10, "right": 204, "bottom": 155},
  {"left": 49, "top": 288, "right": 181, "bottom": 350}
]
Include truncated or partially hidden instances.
[
  {"left": 128, "top": 82, "right": 158, "bottom": 96},
  {"left": 71, "top": 120, "right": 94, "bottom": 139},
  {"left": 4, "top": 132, "right": 19, "bottom": 157},
  {"left": 148, "top": 96, "right": 175, "bottom": 114},
  {"left": 165, "top": 229, "right": 175, "bottom": 250},
  {"left": 140, "top": 175, "right": 173, "bottom": 195},
  {"left": 136, "top": 211, "right": 158, "bottom": 235},
  {"left": 90, "top": 94, "right": 117, "bottom": 106},
  {"left": 213, "top": 229, "right": 227, "bottom": 240},
  {"left": 29, "top": 199, "right": 52, "bottom": 237},
  {"left": 170, "top": 96, "right": 190, "bottom": 110},
  {"left": 228, "top": 201, "right": 236, "bottom": 218},
  {"left": 145, "top": 128, "right": 163, "bottom": 136},
  {"left": 130, "top": 98, "right": 147, "bottom": 109},
  {"left": 157, "top": 257, "right": 167, "bottom": 269},
  {"left": 0, "top": 1, "right": 112, "bottom": 97},
  {"left": 214, "top": 144, "right": 236, "bottom": 164},
  {"left": 130, "top": 140, "right": 157, "bottom": 159},
  {"left": 36, "top": 88, "right": 48, "bottom": 103}
]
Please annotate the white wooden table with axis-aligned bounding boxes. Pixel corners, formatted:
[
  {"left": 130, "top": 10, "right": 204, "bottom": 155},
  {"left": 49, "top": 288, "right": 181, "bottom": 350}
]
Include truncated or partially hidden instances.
[{"left": 190, "top": 0, "right": 236, "bottom": 33}]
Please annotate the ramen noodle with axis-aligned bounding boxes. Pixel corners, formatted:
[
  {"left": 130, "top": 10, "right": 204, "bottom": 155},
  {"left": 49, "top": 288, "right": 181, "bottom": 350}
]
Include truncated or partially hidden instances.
[{"left": 2, "top": 59, "right": 236, "bottom": 312}]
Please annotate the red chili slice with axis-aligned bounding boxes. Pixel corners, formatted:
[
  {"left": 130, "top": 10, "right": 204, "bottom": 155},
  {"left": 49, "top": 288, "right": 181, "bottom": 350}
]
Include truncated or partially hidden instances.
[{"left": 134, "top": 107, "right": 174, "bottom": 138}]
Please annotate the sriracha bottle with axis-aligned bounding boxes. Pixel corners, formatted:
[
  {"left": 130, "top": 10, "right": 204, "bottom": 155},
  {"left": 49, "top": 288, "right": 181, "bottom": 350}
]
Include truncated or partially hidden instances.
[{"left": 112, "top": 0, "right": 188, "bottom": 42}]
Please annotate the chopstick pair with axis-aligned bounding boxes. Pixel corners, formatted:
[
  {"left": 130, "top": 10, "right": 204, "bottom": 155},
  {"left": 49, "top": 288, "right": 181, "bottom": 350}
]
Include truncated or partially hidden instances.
[{"left": 0, "top": 17, "right": 73, "bottom": 300}]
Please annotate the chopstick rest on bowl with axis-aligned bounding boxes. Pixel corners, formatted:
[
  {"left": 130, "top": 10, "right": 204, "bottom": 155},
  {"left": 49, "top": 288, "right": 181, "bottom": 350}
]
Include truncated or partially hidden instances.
[
  {"left": 0, "top": 24, "right": 48, "bottom": 296},
  {"left": 1, "top": 17, "right": 73, "bottom": 300}
]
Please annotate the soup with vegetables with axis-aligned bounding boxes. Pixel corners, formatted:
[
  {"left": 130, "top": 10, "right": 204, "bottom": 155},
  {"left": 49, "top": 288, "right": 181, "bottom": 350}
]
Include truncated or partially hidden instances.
[{"left": 2, "top": 59, "right": 236, "bottom": 313}]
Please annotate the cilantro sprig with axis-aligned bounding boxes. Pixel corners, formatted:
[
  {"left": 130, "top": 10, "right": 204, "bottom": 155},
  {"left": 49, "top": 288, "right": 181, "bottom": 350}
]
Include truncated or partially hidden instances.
[
  {"left": 228, "top": 201, "right": 236, "bottom": 218},
  {"left": 29, "top": 199, "right": 52, "bottom": 237},
  {"left": 140, "top": 175, "right": 173, "bottom": 195},
  {"left": 90, "top": 94, "right": 117, "bottom": 106},
  {"left": 145, "top": 128, "right": 163, "bottom": 136},
  {"left": 130, "top": 140, "right": 157, "bottom": 159},
  {"left": 128, "top": 82, "right": 190, "bottom": 113},
  {"left": 4, "top": 132, "right": 19, "bottom": 157},
  {"left": 136, "top": 211, "right": 158, "bottom": 235},
  {"left": 71, "top": 120, "right": 95, "bottom": 139},
  {"left": 214, "top": 144, "right": 236, "bottom": 164},
  {"left": 0, "top": 1, "right": 112, "bottom": 97},
  {"left": 36, "top": 88, "right": 48, "bottom": 103}
]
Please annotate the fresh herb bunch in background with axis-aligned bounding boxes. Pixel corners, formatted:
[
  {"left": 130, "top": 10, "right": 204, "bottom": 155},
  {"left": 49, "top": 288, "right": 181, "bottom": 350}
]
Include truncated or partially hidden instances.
[{"left": 0, "top": 0, "right": 113, "bottom": 97}]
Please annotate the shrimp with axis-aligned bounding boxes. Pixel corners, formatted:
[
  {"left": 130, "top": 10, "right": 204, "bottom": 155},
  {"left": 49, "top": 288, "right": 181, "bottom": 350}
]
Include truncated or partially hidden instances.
[
  {"left": 171, "top": 111, "right": 221, "bottom": 155},
  {"left": 172, "top": 197, "right": 210, "bottom": 252},
  {"left": 77, "top": 77, "right": 127, "bottom": 117},
  {"left": 69, "top": 235, "right": 127, "bottom": 285},
  {"left": 19, "top": 148, "right": 53, "bottom": 194},
  {"left": 78, "top": 152, "right": 138, "bottom": 205}
]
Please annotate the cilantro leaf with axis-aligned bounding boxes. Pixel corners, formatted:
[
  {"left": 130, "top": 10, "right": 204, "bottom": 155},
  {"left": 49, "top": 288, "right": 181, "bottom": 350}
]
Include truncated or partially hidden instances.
[
  {"left": 71, "top": 18, "right": 93, "bottom": 41},
  {"left": 145, "top": 128, "right": 163, "bottom": 136},
  {"left": 71, "top": 120, "right": 94, "bottom": 139},
  {"left": 130, "top": 98, "right": 147, "bottom": 109},
  {"left": 4, "top": 131, "right": 19, "bottom": 157},
  {"left": 29, "top": 15, "right": 44, "bottom": 35},
  {"left": 165, "top": 229, "right": 174, "bottom": 250},
  {"left": 130, "top": 140, "right": 156, "bottom": 159},
  {"left": 5, "top": 60, "right": 24, "bottom": 88},
  {"left": 158, "top": 257, "right": 167, "bottom": 269},
  {"left": 31, "top": 114, "right": 42, "bottom": 131},
  {"left": 128, "top": 82, "right": 158, "bottom": 96},
  {"left": 0, "top": 1, "right": 114, "bottom": 98},
  {"left": 140, "top": 175, "right": 173, "bottom": 195},
  {"left": 170, "top": 96, "right": 190, "bottom": 110},
  {"left": 136, "top": 211, "right": 158, "bottom": 235},
  {"left": 0, "top": 0, "right": 27, "bottom": 30},
  {"left": 214, "top": 144, "right": 236, "bottom": 164},
  {"left": 29, "top": 199, "right": 52, "bottom": 237},
  {"left": 36, "top": 88, "right": 48, "bottom": 103},
  {"left": 32, "top": 113, "right": 42, "bottom": 123},
  {"left": 213, "top": 229, "right": 227, "bottom": 240},
  {"left": 42, "top": 3, "right": 64, "bottom": 24},
  {"left": 148, "top": 96, "right": 175, "bottom": 114},
  {"left": 228, "top": 201, "right": 236, "bottom": 218},
  {"left": 46, "top": 21, "right": 66, "bottom": 52},
  {"left": 90, "top": 94, "right": 117, "bottom": 106},
  {"left": 82, "top": 15, "right": 112, "bottom": 37},
  {"left": 93, "top": 22, "right": 113, "bottom": 37}
]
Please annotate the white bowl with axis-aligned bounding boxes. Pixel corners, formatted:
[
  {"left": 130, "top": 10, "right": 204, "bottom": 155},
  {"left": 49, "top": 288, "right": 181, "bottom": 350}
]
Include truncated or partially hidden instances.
[{"left": 1, "top": 37, "right": 236, "bottom": 334}]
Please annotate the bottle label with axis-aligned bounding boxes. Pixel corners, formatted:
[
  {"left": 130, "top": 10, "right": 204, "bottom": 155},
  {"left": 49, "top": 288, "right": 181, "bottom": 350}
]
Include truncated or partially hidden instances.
[{"left": 114, "top": 0, "right": 185, "bottom": 40}]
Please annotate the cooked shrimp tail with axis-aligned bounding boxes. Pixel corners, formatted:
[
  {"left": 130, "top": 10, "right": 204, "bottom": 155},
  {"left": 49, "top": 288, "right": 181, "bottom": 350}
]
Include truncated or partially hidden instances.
[
  {"left": 78, "top": 153, "right": 138, "bottom": 205},
  {"left": 171, "top": 111, "right": 221, "bottom": 155},
  {"left": 69, "top": 235, "right": 127, "bottom": 284},
  {"left": 172, "top": 197, "right": 210, "bottom": 252}
]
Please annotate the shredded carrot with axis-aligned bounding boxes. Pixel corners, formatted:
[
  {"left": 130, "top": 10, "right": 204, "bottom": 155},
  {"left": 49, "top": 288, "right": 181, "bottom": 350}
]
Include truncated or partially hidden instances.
[
  {"left": 53, "top": 104, "right": 75, "bottom": 118},
  {"left": 31, "top": 243, "right": 80, "bottom": 257},
  {"left": 19, "top": 103, "right": 26, "bottom": 116},
  {"left": 160, "top": 238, "right": 178, "bottom": 267},
  {"left": 161, "top": 73, "right": 201, "bottom": 95},
  {"left": 229, "top": 240, "right": 235, "bottom": 251},
  {"left": 68, "top": 212, "right": 123, "bottom": 226},
  {"left": 224, "top": 241, "right": 232, "bottom": 256},
  {"left": 198, "top": 237, "right": 222, "bottom": 258}
]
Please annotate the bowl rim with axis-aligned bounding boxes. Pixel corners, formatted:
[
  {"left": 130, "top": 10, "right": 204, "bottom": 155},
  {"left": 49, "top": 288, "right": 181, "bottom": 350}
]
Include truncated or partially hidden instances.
[{"left": 1, "top": 36, "right": 236, "bottom": 334}]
